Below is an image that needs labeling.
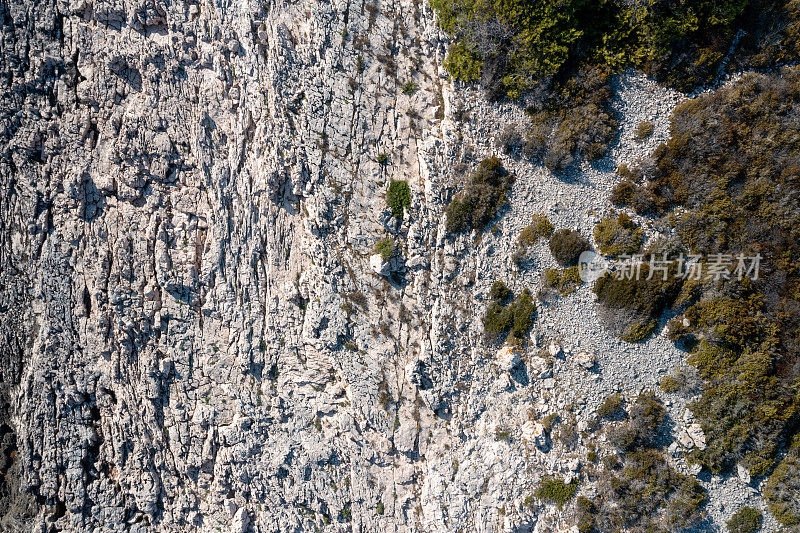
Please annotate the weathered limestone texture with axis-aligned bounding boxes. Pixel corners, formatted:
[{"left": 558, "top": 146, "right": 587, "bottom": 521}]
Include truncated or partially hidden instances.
[{"left": 0, "top": 0, "right": 767, "bottom": 531}]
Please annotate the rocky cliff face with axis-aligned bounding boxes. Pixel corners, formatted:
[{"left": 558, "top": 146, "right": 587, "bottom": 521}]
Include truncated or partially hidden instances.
[{"left": 0, "top": 0, "right": 768, "bottom": 531}]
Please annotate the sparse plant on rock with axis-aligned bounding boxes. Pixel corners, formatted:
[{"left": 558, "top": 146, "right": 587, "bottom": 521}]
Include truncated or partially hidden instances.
[
  {"left": 386, "top": 179, "right": 411, "bottom": 219},
  {"left": 375, "top": 237, "right": 395, "bottom": 260},
  {"left": 634, "top": 120, "right": 655, "bottom": 140},
  {"left": 401, "top": 80, "right": 418, "bottom": 94}
]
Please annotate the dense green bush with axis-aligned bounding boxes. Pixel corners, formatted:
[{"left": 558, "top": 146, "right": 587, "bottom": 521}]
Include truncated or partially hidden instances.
[
  {"left": 764, "top": 436, "right": 800, "bottom": 527},
  {"left": 518, "top": 214, "right": 554, "bottom": 247},
  {"left": 432, "top": 0, "right": 799, "bottom": 97},
  {"left": 726, "top": 506, "right": 763, "bottom": 533},
  {"left": 484, "top": 284, "right": 536, "bottom": 342},
  {"left": 594, "top": 213, "right": 643, "bottom": 257},
  {"left": 535, "top": 477, "right": 578, "bottom": 508},
  {"left": 549, "top": 229, "right": 589, "bottom": 266},
  {"left": 510, "top": 289, "right": 536, "bottom": 339},
  {"left": 446, "top": 157, "right": 513, "bottom": 233},
  {"left": 401, "top": 81, "right": 418, "bottom": 95},
  {"left": 610, "top": 179, "right": 636, "bottom": 206},
  {"left": 597, "top": 393, "right": 624, "bottom": 419},
  {"left": 375, "top": 237, "right": 395, "bottom": 260},
  {"left": 543, "top": 267, "right": 582, "bottom": 296},
  {"left": 386, "top": 179, "right": 411, "bottom": 219},
  {"left": 593, "top": 213, "right": 643, "bottom": 257},
  {"left": 620, "top": 319, "right": 657, "bottom": 343}
]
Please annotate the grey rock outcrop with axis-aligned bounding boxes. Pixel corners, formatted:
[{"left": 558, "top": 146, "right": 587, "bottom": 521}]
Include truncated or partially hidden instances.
[{"left": 0, "top": 0, "right": 772, "bottom": 531}]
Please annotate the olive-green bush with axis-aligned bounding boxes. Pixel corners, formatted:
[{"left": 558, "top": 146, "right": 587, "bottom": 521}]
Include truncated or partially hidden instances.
[
  {"left": 543, "top": 266, "right": 582, "bottom": 296},
  {"left": 549, "top": 229, "right": 589, "bottom": 266},
  {"left": 535, "top": 477, "right": 578, "bottom": 508},
  {"left": 593, "top": 213, "right": 643, "bottom": 257},
  {"left": 446, "top": 157, "right": 513, "bottom": 233},
  {"left": 484, "top": 284, "right": 536, "bottom": 342},
  {"left": 726, "top": 506, "right": 763, "bottom": 533}
]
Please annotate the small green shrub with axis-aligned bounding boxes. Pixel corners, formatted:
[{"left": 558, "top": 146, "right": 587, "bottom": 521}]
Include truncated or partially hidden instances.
[
  {"left": 446, "top": 157, "right": 513, "bottom": 233},
  {"left": 634, "top": 121, "right": 655, "bottom": 140},
  {"left": 377, "top": 501, "right": 384, "bottom": 515},
  {"left": 726, "top": 506, "right": 763, "bottom": 533},
  {"left": 620, "top": 319, "right": 657, "bottom": 343},
  {"left": 490, "top": 280, "right": 512, "bottom": 303},
  {"left": 592, "top": 263, "right": 681, "bottom": 340},
  {"left": 386, "top": 179, "right": 411, "bottom": 219},
  {"left": 549, "top": 229, "right": 589, "bottom": 266},
  {"left": 375, "top": 237, "right": 395, "bottom": 260},
  {"left": 610, "top": 179, "right": 636, "bottom": 206},
  {"left": 519, "top": 214, "right": 555, "bottom": 247},
  {"left": 659, "top": 375, "right": 681, "bottom": 394},
  {"left": 593, "top": 213, "right": 643, "bottom": 257},
  {"left": 484, "top": 285, "right": 536, "bottom": 342},
  {"left": 401, "top": 81, "right": 418, "bottom": 94},
  {"left": 597, "top": 393, "right": 624, "bottom": 419},
  {"left": 510, "top": 289, "right": 536, "bottom": 339},
  {"left": 377, "top": 152, "right": 389, "bottom": 165},
  {"left": 535, "top": 477, "right": 578, "bottom": 508},
  {"left": 543, "top": 267, "right": 582, "bottom": 296}
]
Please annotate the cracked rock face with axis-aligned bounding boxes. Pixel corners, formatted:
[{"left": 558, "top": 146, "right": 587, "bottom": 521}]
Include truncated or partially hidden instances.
[{"left": 0, "top": 0, "right": 769, "bottom": 531}]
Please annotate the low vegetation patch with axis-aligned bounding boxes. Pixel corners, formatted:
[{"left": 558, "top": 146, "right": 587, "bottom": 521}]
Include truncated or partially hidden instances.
[
  {"left": 549, "top": 229, "right": 589, "bottom": 266},
  {"left": 484, "top": 282, "right": 536, "bottom": 343},
  {"left": 518, "top": 214, "right": 554, "bottom": 247},
  {"left": 535, "top": 477, "right": 578, "bottom": 508},
  {"left": 726, "top": 506, "right": 763, "bottom": 533},
  {"left": 582, "top": 393, "right": 706, "bottom": 532},
  {"left": 524, "top": 67, "right": 617, "bottom": 170},
  {"left": 446, "top": 157, "right": 513, "bottom": 233},
  {"left": 634, "top": 120, "right": 655, "bottom": 140},
  {"left": 596, "top": 393, "right": 624, "bottom": 419},
  {"left": 602, "top": 68, "right": 800, "bottom": 482},
  {"left": 659, "top": 375, "right": 681, "bottom": 394},
  {"left": 764, "top": 436, "right": 800, "bottom": 527},
  {"left": 543, "top": 267, "right": 582, "bottom": 296},
  {"left": 593, "top": 213, "right": 643, "bottom": 257},
  {"left": 386, "top": 179, "right": 411, "bottom": 219},
  {"left": 431, "top": 0, "right": 800, "bottom": 97}
]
